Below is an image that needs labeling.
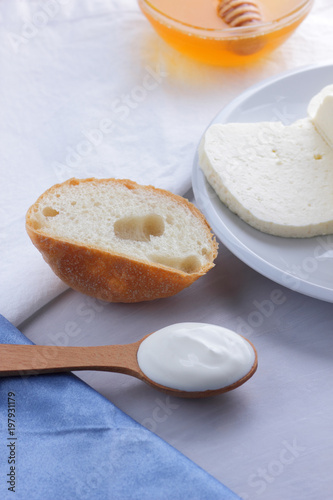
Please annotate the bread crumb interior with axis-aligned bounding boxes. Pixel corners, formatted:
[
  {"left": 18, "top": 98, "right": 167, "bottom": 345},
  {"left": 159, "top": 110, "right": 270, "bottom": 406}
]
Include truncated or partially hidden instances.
[{"left": 29, "top": 182, "right": 214, "bottom": 274}]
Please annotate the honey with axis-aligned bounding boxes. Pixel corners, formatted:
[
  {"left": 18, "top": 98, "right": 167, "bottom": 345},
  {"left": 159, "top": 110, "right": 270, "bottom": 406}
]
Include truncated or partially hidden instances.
[{"left": 139, "top": 0, "right": 313, "bottom": 66}]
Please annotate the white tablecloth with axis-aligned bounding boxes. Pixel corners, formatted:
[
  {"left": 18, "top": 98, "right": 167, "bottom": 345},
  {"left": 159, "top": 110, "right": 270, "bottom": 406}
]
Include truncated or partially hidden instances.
[
  {"left": 1, "top": 0, "right": 333, "bottom": 325},
  {"left": 1, "top": 1, "right": 333, "bottom": 498}
]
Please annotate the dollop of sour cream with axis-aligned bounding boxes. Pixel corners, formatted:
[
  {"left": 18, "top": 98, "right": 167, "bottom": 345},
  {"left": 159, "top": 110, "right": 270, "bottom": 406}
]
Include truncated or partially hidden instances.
[{"left": 137, "top": 323, "right": 256, "bottom": 392}]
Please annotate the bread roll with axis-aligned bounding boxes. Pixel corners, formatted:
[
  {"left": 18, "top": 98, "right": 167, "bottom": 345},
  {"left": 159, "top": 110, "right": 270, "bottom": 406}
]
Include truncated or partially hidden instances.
[{"left": 26, "top": 178, "right": 218, "bottom": 302}]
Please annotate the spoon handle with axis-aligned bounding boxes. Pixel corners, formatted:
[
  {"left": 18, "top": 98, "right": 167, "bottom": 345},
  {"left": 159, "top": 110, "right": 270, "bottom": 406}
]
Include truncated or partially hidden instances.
[{"left": 0, "top": 343, "right": 142, "bottom": 378}]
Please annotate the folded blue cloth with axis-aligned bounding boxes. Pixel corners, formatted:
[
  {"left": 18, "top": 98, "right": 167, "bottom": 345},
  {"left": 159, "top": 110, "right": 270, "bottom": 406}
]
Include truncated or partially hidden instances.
[{"left": 0, "top": 315, "right": 240, "bottom": 500}]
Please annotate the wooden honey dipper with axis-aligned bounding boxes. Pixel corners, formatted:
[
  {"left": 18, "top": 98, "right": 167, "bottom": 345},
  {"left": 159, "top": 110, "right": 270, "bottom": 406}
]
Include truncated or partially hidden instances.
[{"left": 217, "top": 0, "right": 263, "bottom": 28}]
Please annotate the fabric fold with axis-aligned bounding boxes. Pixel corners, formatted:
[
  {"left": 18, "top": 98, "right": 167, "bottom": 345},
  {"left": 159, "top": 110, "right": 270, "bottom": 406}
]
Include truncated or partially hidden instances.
[
  {"left": 1, "top": 0, "right": 332, "bottom": 326},
  {"left": 0, "top": 315, "right": 240, "bottom": 500}
]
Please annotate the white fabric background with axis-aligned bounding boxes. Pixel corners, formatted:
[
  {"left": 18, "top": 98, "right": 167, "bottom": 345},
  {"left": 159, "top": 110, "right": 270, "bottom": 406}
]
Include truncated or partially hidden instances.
[
  {"left": 1, "top": 2, "right": 333, "bottom": 499},
  {"left": 1, "top": 0, "right": 333, "bottom": 325}
]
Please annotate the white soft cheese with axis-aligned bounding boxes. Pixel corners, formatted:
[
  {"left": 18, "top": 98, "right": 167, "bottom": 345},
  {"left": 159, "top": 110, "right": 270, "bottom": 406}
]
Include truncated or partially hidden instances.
[
  {"left": 308, "top": 84, "right": 333, "bottom": 122},
  {"left": 137, "top": 322, "right": 255, "bottom": 392},
  {"left": 309, "top": 88, "right": 333, "bottom": 149},
  {"left": 199, "top": 87, "right": 333, "bottom": 238}
]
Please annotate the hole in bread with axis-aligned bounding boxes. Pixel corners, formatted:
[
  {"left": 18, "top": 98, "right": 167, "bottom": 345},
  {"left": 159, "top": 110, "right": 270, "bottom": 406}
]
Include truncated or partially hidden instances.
[
  {"left": 114, "top": 214, "right": 165, "bottom": 242},
  {"left": 181, "top": 256, "right": 201, "bottom": 273},
  {"left": 71, "top": 201, "right": 77, "bottom": 206},
  {"left": 42, "top": 207, "right": 59, "bottom": 217},
  {"left": 314, "top": 154, "right": 323, "bottom": 160},
  {"left": 149, "top": 254, "right": 201, "bottom": 274},
  {"left": 30, "top": 218, "right": 42, "bottom": 230}
]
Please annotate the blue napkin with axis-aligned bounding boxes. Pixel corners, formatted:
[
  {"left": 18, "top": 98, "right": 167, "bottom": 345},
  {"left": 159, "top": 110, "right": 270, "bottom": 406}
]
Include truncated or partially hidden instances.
[{"left": 0, "top": 315, "right": 240, "bottom": 500}]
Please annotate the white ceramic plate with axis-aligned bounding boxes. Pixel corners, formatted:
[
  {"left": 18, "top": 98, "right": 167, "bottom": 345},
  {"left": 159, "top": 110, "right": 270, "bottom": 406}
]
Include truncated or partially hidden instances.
[{"left": 192, "top": 62, "right": 333, "bottom": 302}]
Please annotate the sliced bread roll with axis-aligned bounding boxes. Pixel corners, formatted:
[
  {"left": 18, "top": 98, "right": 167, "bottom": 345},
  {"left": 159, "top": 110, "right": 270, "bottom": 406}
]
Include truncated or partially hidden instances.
[{"left": 26, "top": 178, "right": 218, "bottom": 302}]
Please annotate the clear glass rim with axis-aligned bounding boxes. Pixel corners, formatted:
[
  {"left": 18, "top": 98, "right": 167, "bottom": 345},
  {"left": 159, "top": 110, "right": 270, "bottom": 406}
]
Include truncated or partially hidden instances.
[{"left": 139, "top": 0, "right": 314, "bottom": 38}]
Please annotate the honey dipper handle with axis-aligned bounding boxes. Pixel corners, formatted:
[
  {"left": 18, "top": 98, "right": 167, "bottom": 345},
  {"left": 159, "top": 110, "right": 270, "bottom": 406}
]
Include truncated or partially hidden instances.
[
  {"left": 217, "top": 0, "right": 263, "bottom": 27},
  {"left": 0, "top": 343, "right": 142, "bottom": 378}
]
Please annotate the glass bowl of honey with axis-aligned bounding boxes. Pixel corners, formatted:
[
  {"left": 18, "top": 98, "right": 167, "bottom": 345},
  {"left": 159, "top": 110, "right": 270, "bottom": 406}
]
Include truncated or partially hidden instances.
[{"left": 138, "top": 0, "right": 314, "bottom": 66}]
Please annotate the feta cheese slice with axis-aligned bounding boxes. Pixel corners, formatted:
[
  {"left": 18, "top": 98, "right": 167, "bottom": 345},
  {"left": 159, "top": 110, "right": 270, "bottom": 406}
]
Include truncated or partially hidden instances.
[
  {"left": 199, "top": 87, "right": 333, "bottom": 238},
  {"left": 309, "top": 90, "right": 333, "bottom": 148}
]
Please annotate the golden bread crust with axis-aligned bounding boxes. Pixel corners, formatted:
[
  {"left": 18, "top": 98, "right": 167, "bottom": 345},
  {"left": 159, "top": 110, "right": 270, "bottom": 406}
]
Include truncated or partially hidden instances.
[{"left": 26, "top": 178, "right": 218, "bottom": 302}]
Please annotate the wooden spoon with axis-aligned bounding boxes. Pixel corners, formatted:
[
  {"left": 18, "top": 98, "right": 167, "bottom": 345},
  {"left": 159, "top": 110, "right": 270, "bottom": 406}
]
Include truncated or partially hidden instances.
[{"left": 0, "top": 334, "right": 258, "bottom": 398}]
